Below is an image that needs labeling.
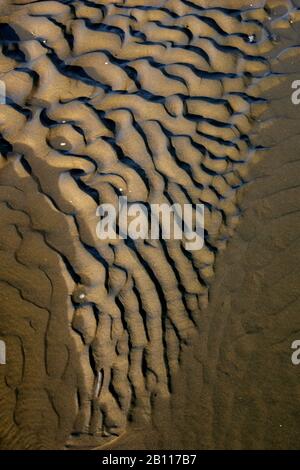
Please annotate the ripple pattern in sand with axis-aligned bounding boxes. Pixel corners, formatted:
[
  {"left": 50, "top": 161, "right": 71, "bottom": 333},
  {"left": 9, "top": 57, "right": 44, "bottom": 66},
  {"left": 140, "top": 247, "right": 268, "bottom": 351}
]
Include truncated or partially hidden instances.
[{"left": 0, "top": 0, "right": 298, "bottom": 449}]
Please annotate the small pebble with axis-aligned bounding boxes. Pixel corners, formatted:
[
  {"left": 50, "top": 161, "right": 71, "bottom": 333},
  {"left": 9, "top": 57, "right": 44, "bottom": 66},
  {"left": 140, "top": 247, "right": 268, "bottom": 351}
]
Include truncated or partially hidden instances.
[
  {"left": 48, "top": 135, "right": 72, "bottom": 151},
  {"left": 72, "top": 286, "right": 88, "bottom": 304}
]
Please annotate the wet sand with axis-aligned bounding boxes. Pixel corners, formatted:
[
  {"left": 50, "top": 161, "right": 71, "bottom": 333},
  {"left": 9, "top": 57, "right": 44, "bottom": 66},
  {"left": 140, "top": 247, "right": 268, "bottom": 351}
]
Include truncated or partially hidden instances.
[{"left": 0, "top": 0, "right": 300, "bottom": 449}]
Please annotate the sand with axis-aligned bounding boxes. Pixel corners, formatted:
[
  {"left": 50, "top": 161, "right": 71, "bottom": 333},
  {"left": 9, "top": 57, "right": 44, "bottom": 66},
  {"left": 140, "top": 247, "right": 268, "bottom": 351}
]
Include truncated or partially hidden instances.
[{"left": 0, "top": 0, "right": 300, "bottom": 450}]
